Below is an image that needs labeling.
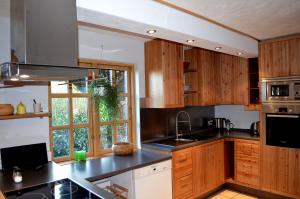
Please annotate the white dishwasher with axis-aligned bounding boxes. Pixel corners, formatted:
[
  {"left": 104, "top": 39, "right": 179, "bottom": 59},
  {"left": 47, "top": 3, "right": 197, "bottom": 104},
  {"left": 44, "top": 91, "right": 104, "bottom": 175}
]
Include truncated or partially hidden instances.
[{"left": 134, "top": 160, "right": 172, "bottom": 199}]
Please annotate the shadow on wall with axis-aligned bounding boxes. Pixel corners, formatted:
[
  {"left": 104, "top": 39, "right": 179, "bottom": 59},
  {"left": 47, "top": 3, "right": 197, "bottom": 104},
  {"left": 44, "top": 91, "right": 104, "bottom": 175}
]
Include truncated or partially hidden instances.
[{"left": 140, "top": 106, "right": 215, "bottom": 142}]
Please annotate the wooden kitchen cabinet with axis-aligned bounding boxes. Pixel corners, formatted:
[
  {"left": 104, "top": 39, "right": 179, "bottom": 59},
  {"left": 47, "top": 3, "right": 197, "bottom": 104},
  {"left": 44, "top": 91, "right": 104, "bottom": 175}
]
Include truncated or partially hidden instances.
[
  {"left": 184, "top": 48, "right": 220, "bottom": 106},
  {"left": 192, "top": 140, "right": 224, "bottom": 198},
  {"left": 261, "top": 145, "right": 300, "bottom": 198},
  {"left": 259, "top": 36, "right": 300, "bottom": 78},
  {"left": 144, "top": 39, "right": 184, "bottom": 108},
  {"left": 234, "top": 139, "right": 260, "bottom": 188},
  {"left": 172, "top": 148, "right": 193, "bottom": 199},
  {"left": 184, "top": 48, "right": 249, "bottom": 106},
  {"left": 220, "top": 54, "right": 249, "bottom": 105}
]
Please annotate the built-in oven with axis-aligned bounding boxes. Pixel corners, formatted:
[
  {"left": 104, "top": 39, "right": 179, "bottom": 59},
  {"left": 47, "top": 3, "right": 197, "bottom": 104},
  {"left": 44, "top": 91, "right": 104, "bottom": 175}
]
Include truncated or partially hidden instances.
[{"left": 262, "top": 103, "right": 300, "bottom": 149}]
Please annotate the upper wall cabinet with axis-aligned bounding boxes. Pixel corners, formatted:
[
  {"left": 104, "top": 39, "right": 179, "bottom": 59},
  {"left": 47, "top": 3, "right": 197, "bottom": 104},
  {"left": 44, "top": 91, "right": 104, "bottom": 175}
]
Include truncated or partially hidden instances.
[
  {"left": 259, "top": 37, "right": 300, "bottom": 78},
  {"left": 184, "top": 48, "right": 249, "bottom": 106},
  {"left": 144, "top": 39, "right": 184, "bottom": 108},
  {"left": 184, "top": 48, "right": 220, "bottom": 106}
]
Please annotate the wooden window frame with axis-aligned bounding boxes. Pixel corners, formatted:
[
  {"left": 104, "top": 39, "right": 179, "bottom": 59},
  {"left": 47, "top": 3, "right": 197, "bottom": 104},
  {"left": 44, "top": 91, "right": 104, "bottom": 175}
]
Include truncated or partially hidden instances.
[{"left": 49, "top": 59, "right": 136, "bottom": 162}]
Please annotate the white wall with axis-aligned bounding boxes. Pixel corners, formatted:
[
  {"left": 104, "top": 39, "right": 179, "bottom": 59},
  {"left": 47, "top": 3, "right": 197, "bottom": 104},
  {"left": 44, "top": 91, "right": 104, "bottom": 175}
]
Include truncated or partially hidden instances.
[
  {"left": 0, "top": 0, "right": 146, "bottom": 164},
  {"left": 214, "top": 105, "right": 259, "bottom": 129}
]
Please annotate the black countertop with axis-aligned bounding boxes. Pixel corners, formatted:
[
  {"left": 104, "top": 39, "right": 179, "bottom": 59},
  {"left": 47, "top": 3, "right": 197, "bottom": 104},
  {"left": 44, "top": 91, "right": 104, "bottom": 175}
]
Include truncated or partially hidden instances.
[
  {"left": 0, "top": 150, "right": 171, "bottom": 198},
  {"left": 61, "top": 149, "right": 171, "bottom": 182},
  {"left": 142, "top": 128, "right": 260, "bottom": 152}
]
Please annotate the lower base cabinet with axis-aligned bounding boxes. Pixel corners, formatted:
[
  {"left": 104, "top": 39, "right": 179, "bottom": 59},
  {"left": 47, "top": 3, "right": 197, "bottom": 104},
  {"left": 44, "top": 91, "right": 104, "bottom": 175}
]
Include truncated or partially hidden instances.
[
  {"left": 192, "top": 140, "right": 224, "bottom": 198},
  {"left": 261, "top": 145, "right": 300, "bottom": 198},
  {"left": 234, "top": 139, "right": 260, "bottom": 187}
]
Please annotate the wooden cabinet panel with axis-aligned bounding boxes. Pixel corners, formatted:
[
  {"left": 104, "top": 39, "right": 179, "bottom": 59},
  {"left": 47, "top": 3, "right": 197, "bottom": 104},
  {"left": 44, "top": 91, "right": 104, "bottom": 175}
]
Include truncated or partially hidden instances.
[
  {"left": 232, "top": 56, "right": 249, "bottom": 105},
  {"left": 261, "top": 146, "right": 299, "bottom": 198},
  {"left": 145, "top": 39, "right": 184, "bottom": 108},
  {"left": 193, "top": 140, "right": 224, "bottom": 198},
  {"left": 172, "top": 148, "right": 193, "bottom": 199},
  {"left": 290, "top": 38, "right": 300, "bottom": 76},
  {"left": 220, "top": 54, "right": 233, "bottom": 104},
  {"left": 235, "top": 139, "right": 260, "bottom": 187},
  {"left": 173, "top": 174, "right": 193, "bottom": 199},
  {"left": 259, "top": 37, "right": 300, "bottom": 78}
]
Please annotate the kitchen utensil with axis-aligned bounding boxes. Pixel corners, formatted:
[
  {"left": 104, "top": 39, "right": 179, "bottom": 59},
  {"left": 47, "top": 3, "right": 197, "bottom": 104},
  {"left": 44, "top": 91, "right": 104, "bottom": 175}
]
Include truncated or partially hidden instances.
[
  {"left": 250, "top": 121, "right": 260, "bottom": 135},
  {"left": 214, "top": 118, "right": 226, "bottom": 129},
  {"left": 16, "top": 102, "right": 26, "bottom": 114},
  {"left": 33, "top": 103, "right": 42, "bottom": 113},
  {"left": 0, "top": 104, "right": 14, "bottom": 116},
  {"left": 112, "top": 142, "right": 134, "bottom": 156},
  {"left": 225, "top": 119, "right": 234, "bottom": 132}
]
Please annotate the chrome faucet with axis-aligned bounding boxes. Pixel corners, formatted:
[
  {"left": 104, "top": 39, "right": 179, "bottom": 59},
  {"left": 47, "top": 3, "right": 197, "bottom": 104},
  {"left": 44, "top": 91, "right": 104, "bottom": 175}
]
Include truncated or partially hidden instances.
[{"left": 175, "top": 111, "right": 192, "bottom": 141}]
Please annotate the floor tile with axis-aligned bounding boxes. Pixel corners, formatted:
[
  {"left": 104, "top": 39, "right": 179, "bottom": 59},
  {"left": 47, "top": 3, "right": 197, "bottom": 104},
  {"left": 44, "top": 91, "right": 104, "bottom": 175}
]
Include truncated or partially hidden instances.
[
  {"left": 209, "top": 195, "right": 231, "bottom": 199},
  {"left": 219, "top": 190, "right": 239, "bottom": 198},
  {"left": 233, "top": 193, "right": 258, "bottom": 199}
]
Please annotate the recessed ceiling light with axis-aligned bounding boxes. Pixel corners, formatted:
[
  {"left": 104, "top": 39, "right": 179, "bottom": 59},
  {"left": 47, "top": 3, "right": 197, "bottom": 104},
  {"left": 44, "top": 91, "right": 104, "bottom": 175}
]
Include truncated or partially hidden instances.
[
  {"left": 10, "top": 77, "right": 19, "bottom": 81},
  {"left": 186, "top": 39, "right": 195, "bottom": 43},
  {"left": 237, "top": 52, "right": 243, "bottom": 55},
  {"left": 20, "top": 74, "right": 30, "bottom": 79},
  {"left": 146, "top": 29, "right": 157, "bottom": 34},
  {"left": 215, "top": 47, "right": 222, "bottom": 50}
]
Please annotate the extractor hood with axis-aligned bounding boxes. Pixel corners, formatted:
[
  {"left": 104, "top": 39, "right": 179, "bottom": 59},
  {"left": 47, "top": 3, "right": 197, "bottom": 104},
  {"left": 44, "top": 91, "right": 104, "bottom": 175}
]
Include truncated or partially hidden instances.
[{"left": 0, "top": 0, "right": 87, "bottom": 84}]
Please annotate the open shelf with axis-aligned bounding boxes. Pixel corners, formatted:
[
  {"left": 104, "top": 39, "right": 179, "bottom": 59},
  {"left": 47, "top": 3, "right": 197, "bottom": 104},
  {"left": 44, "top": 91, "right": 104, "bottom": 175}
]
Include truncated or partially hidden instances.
[{"left": 0, "top": 112, "right": 49, "bottom": 120}]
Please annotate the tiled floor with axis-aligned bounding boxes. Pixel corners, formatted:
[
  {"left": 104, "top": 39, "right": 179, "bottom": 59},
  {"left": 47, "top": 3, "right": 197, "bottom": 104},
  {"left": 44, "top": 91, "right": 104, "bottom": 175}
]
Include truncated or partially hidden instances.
[{"left": 208, "top": 189, "right": 258, "bottom": 199}]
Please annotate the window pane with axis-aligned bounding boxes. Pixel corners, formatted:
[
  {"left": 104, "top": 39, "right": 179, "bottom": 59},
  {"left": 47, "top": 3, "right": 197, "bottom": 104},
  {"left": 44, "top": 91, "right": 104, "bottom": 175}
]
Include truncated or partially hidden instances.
[
  {"left": 117, "top": 96, "right": 128, "bottom": 120},
  {"left": 52, "top": 98, "right": 69, "bottom": 126},
  {"left": 100, "top": 125, "right": 114, "bottom": 149},
  {"left": 116, "top": 70, "right": 128, "bottom": 93},
  {"left": 99, "top": 100, "right": 112, "bottom": 122},
  {"left": 74, "top": 128, "right": 89, "bottom": 152},
  {"left": 53, "top": 129, "right": 70, "bottom": 158},
  {"left": 117, "top": 123, "right": 128, "bottom": 143},
  {"left": 73, "top": 97, "right": 88, "bottom": 125},
  {"left": 72, "top": 78, "right": 88, "bottom": 93},
  {"left": 51, "top": 81, "right": 68, "bottom": 94},
  {"left": 99, "top": 69, "right": 112, "bottom": 83}
]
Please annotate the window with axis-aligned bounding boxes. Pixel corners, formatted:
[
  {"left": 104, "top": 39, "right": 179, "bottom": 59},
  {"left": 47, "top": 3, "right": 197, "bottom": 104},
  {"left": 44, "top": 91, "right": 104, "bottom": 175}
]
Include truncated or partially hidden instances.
[{"left": 49, "top": 60, "right": 135, "bottom": 162}]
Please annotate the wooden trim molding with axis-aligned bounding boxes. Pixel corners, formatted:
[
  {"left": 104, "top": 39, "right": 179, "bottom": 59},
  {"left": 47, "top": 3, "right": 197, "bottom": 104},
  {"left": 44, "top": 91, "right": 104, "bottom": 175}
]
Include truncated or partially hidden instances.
[
  {"left": 154, "top": 0, "right": 258, "bottom": 40},
  {"left": 259, "top": 33, "right": 300, "bottom": 44}
]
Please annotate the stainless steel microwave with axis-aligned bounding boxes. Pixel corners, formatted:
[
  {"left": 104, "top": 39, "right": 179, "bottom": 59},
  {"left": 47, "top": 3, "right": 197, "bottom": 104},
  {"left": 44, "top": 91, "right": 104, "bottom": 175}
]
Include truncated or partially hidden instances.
[{"left": 262, "top": 76, "right": 300, "bottom": 103}]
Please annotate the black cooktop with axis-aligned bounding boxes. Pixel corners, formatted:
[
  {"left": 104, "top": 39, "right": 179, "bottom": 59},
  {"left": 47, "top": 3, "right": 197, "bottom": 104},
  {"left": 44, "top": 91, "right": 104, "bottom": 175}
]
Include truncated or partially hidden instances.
[{"left": 4, "top": 179, "right": 102, "bottom": 199}]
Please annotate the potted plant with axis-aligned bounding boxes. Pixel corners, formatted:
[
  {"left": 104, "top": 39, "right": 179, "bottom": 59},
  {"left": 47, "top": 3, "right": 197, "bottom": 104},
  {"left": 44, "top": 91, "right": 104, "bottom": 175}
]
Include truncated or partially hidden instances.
[{"left": 89, "top": 77, "right": 120, "bottom": 121}]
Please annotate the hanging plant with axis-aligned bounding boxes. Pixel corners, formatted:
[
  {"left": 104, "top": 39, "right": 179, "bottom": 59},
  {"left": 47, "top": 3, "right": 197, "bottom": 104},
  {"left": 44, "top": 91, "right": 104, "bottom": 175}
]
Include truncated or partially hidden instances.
[{"left": 89, "top": 78, "right": 120, "bottom": 120}]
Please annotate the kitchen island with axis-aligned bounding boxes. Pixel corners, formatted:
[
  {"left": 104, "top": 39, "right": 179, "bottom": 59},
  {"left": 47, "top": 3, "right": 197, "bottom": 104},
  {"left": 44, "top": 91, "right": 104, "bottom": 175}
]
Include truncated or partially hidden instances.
[{"left": 0, "top": 149, "right": 171, "bottom": 199}]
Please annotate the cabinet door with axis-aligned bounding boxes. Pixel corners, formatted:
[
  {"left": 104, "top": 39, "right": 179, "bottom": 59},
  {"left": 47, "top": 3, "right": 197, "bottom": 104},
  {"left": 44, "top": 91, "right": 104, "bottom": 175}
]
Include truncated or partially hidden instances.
[
  {"left": 290, "top": 38, "right": 300, "bottom": 76},
  {"left": 259, "top": 41, "right": 291, "bottom": 78},
  {"left": 162, "top": 41, "right": 184, "bottom": 108},
  {"left": 232, "top": 57, "right": 249, "bottom": 105},
  {"left": 193, "top": 141, "right": 224, "bottom": 198},
  {"left": 193, "top": 144, "right": 209, "bottom": 197},
  {"left": 261, "top": 146, "right": 299, "bottom": 197},
  {"left": 220, "top": 54, "right": 233, "bottom": 104}
]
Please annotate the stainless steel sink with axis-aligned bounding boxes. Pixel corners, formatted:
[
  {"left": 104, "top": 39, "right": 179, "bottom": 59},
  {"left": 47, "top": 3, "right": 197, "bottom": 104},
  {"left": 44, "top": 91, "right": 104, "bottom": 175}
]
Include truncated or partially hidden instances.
[{"left": 174, "top": 138, "right": 194, "bottom": 142}]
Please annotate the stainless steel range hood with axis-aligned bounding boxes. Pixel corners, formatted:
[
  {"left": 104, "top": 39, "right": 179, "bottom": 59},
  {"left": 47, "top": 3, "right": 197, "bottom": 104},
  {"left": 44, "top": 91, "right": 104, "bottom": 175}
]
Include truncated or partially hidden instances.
[{"left": 0, "top": 0, "right": 87, "bottom": 84}]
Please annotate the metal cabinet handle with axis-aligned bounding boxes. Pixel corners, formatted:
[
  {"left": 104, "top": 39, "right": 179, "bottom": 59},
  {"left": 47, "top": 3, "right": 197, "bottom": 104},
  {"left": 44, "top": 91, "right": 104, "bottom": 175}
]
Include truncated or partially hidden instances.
[{"left": 267, "top": 114, "right": 299, "bottom": 118}]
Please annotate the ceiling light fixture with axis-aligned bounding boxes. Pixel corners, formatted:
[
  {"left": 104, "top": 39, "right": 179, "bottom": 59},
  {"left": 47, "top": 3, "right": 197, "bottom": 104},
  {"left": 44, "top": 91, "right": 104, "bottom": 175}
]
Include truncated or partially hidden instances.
[
  {"left": 146, "top": 29, "right": 157, "bottom": 34},
  {"left": 237, "top": 52, "right": 243, "bottom": 55},
  {"left": 10, "top": 77, "right": 19, "bottom": 81},
  {"left": 20, "top": 74, "right": 30, "bottom": 79},
  {"left": 186, "top": 39, "right": 195, "bottom": 43},
  {"left": 215, "top": 47, "right": 222, "bottom": 50}
]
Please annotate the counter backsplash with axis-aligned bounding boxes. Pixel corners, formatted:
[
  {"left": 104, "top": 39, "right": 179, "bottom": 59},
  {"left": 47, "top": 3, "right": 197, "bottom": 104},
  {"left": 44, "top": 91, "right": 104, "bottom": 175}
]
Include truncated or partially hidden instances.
[{"left": 140, "top": 106, "right": 215, "bottom": 142}]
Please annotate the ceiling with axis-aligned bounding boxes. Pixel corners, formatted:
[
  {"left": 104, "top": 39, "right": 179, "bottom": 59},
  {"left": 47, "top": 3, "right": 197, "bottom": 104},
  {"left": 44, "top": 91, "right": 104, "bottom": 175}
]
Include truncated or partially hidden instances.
[{"left": 158, "top": 0, "right": 300, "bottom": 40}]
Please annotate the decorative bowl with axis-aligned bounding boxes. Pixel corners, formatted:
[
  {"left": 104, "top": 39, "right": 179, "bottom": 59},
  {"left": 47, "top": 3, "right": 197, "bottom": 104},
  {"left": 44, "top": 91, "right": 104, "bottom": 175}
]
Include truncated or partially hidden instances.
[
  {"left": 0, "top": 104, "right": 14, "bottom": 116},
  {"left": 112, "top": 142, "right": 134, "bottom": 156}
]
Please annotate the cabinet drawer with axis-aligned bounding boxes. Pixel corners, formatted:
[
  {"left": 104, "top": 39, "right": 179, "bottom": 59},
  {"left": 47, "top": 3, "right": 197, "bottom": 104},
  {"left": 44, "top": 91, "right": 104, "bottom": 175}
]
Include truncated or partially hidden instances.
[
  {"left": 236, "top": 160, "right": 259, "bottom": 186},
  {"left": 173, "top": 174, "right": 193, "bottom": 198},
  {"left": 236, "top": 141, "right": 259, "bottom": 158},
  {"left": 173, "top": 148, "right": 193, "bottom": 179}
]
